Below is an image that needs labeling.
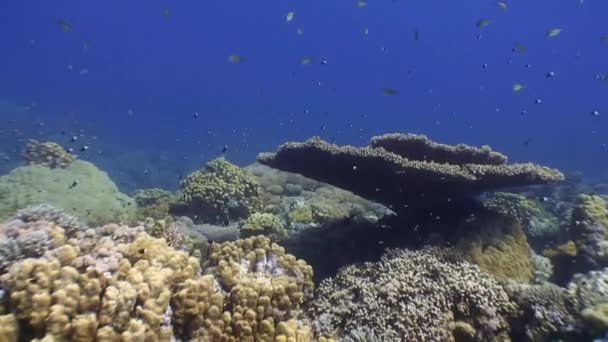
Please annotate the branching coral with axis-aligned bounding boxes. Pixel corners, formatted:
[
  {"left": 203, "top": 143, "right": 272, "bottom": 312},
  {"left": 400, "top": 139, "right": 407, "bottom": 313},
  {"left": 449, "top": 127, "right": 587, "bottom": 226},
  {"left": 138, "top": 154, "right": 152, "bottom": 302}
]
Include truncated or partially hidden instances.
[
  {"left": 180, "top": 158, "right": 261, "bottom": 224},
  {"left": 23, "top": 140, "right": 75, "bottom": 169},
  {"left": 506, "top": 282, "right": 583, "bottom": 341},
  {"left": 307, "top": 247, "right": 517, "bottom": 341}
]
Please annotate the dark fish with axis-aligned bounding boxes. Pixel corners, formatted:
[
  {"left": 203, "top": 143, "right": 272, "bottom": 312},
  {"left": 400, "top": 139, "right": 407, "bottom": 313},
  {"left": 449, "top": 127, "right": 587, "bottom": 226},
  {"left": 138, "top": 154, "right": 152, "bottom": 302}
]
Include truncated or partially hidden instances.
[
  {"left": 57, "top": 19, "right": 71, "bottom": 33},
  {"left": 382, "top": 88, "right": 399, "bottom": 95},
  {"left": 221, "top": 145, "right": 228, "bottom": 153}
]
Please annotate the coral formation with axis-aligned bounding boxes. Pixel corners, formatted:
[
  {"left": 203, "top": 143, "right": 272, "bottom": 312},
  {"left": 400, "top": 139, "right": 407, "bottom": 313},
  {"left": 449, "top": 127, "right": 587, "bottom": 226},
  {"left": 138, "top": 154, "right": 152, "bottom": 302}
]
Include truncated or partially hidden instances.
[
  {"left": 307, "top": 247, "right": 517, "bottom": 341},
  {"left": 133, "top": 188, "right": 174, "bottom": 220},
  {"left": 571, "top": 194, "right": 608, "bottom": 272},
  {"left": 505, "top": 282, "right": 583, "bottom": 341},
  {"left": 239, "top": 212, "right": 287, "bottom": 241},
  {"left": 179, "top": 158, "right": 261, "bottom": 223},
  {"left": 0, "top": 160, "right": 136, "bottom": 226},
  {"left": 454, "top": 212, "right": 535, "bottom": 283},
  {"left": 531, "top": 252, "right": 554, "bottom": 284},
  {"left": 258, "top": 134, "right": 564, "bottom": 211},
  {"left": 0, "top": 214, "right": 314, "bottom": 341},
  {"left": 483, "top": 192, "right": 559, "bottom": 239},
  {"left": 23, "top": 140, "right": 75, "bottom": 169}
]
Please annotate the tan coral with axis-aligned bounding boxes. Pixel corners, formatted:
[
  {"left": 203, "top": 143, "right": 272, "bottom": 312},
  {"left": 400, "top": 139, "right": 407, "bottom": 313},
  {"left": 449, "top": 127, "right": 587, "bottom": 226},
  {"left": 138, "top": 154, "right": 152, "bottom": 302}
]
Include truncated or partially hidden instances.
[{"left": 23, "top": 140, "right": 76, "bottom": 169}]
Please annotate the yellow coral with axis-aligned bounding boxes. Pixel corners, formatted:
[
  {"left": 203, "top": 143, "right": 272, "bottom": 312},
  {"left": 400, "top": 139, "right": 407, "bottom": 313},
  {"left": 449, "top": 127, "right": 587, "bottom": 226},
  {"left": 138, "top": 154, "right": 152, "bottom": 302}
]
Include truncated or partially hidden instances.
[
  {"left": 0, "top": 314, "right": 18, "bottom": 342},
  {"left": 458, "top": 214, "right": 534, "bottom": 283},
  {"left": 240, "top": 213, "right": 287, "bottom": 241},
  {"left": 23, "top": 140, "right": 76, "bottom": 169}
]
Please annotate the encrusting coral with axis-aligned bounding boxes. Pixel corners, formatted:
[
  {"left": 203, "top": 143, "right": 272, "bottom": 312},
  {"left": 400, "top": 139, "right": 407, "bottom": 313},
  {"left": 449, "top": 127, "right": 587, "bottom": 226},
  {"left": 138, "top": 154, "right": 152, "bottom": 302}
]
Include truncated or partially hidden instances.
[
  {"left": 23, "top": 140, "right": 75, "bottom": 169},
  {"left": 307, "top": 246, "right": 518, "bottom": 341},
  {"left": 0, "top": 211, "right": 315, "bottom": 342},
  {"left": 258, "top": 133, "right": 564, "bottom": 212},
  {"left": 179, "top": 158, "right": 261, "bottom": 224}
]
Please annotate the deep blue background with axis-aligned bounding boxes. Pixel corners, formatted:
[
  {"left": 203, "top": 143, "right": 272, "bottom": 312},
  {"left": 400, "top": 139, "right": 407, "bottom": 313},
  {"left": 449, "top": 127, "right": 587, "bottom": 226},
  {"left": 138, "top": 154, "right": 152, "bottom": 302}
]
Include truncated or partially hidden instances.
[{"left": 0, "top": 0, "right": 607, "bottom": 191}]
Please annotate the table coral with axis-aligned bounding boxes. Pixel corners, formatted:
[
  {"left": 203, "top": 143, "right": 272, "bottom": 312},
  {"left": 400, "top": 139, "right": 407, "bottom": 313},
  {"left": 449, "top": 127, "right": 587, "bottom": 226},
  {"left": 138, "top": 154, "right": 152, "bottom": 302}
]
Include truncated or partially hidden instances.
[
  {"left": 307, "top": 247, "right": 517, "bottom": 341},
  {"left": 23, "top": 140, "right": 75, "bottom": 169},
  {"left": 180, "top": 158, "right": 261, "bottom": 224},
  {"left": 258, "top": 133, "right": 563, "bottom": 212}
]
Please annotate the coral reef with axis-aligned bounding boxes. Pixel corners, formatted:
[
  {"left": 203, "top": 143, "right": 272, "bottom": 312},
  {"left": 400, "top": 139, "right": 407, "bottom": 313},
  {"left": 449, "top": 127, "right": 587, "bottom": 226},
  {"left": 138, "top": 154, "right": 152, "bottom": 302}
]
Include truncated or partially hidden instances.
[
  {"left": 23, "top": 140, "right": 75, "bottom": 169},
  {"left": 133, "top": 188, "right": 174, "bottom": 220},
  {"left": 307, "top": 247, "right": 517, "bottom": 341},
  {"left": 239, "top": 212, "right": 287, "bottom": 241},
  {"left": 0, "top": 160, "right": 136, "bottom": 226},
  {"left": 531, "top": 252, "right": 554, "bottom": 284},
  {"left": 451, "top": 212, "right": 535, "bottom": 283},
  {"left": 571, "top": 194, "right": 608, "bottom": 272},
  {"left": 505, "top": 282, "right": 583, "bottom": 341},
  {"left": 179, "top": 158, "right": 261, "bottom": 224},
  {"left": 0, "top": 214, "right": 314, "bottom": 341},
  {"left": 483, "top": 192, "right": 559, "bottom": 239},
  {"left": 258, "top": 134, "right": 564, "bottom": 212}
]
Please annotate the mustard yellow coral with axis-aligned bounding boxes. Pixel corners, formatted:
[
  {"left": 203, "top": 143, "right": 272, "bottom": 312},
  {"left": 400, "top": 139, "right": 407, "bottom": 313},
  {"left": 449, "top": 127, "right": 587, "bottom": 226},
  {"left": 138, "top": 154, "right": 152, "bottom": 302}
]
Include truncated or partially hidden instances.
[{"left": 239, "top": 213, "right": 287, "bottom": 241}]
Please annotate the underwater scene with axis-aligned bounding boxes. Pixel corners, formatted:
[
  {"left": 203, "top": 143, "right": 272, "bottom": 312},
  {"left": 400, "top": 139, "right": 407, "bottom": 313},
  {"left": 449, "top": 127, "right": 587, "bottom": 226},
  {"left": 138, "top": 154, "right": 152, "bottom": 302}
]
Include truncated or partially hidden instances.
[{"left": 1, "top": 0, "right": 608, "bottom": 341}]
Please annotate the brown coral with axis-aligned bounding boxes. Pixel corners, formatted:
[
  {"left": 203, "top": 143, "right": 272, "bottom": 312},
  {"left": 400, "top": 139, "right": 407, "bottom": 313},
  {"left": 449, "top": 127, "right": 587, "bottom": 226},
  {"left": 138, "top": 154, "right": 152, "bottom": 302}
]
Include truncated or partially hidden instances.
[
  {"left": 23, "top": 140, "right": 75, "bottom": 168},
  {"left": 258, "top": 134, "right": 563, "bottom": 211}
]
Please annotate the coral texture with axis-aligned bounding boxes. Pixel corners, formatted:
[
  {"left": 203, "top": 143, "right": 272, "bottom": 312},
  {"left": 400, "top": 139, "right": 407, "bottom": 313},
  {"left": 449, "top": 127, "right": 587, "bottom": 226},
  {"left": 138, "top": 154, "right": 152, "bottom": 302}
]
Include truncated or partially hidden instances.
[
  {"left": 307, "top": 247, "right": 517, "bottom": 341},
  {"left": 0, "top": 215, "right": 314, "bottom": 342},
  {"left": 571, "top": 194, "right": 608, "bottom": 272},
  {"left": 258, "top": 134, "right": 563, "bottom": 211},
  {"left": 133, "top": 188, "right": 174, "bottom": 220},
  {"left": 0, "top": 160, "right": 136, "bottom": 226},
  {"left": 180, "top": 158, "right": 261, "bottom": 223},
  {"left": 23, "top": 140, "right": 75, "bottom": 169},
  {"left": 239, "top": 212, "right": 287, "bottom": 241}
]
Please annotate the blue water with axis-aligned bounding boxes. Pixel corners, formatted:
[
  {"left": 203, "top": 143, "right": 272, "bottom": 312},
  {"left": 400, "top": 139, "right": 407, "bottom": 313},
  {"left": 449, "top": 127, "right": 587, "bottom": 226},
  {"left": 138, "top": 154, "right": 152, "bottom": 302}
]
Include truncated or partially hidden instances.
[{"left": 1, "top": 0, "right": 607, "bottom": 190}]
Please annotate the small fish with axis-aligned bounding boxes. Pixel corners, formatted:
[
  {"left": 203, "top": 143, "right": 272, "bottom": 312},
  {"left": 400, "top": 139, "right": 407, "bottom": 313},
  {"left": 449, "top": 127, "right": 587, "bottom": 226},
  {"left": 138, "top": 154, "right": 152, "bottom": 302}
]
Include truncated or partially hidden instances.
[
  {"left": 57, "top": 19, "right": 71, "bottom": 33},
  {"left": 534, "top": 98, "right": 542, "bottom": 104},
  {"left": 591, "top": 110, "right": 600, "bottom": 117},
  {"left": 300, "top": 57, "right": 312, "bottom": 65},
  {"left": 363, "top": 27, "right": 369, "bottom": 35},
  {"left": 476, "top": 19, "right": 490, "bottom": 28},
  {"left": 82, "top": 40, "right": 90, "bottom": 51},
  {"left": 193, "top": 112, "right": 199, "bottom": 119},
  {"left": 221, "top": 145, "right": 228, "bottom": 153},
  {"left": 80, "top": 145, "right": 89, "bottom": 152},
  {"left": 512, "top": 83, "right": 525, "bottom": 92},
  {"left": 546, "top": 28, "right": 562, "bottom": 38},
  {"left": 69, "top": 180, "right": 79, "bottom": 189},
  {"left": 67, "top": 64, "right": 74, "bottom": 71},
  {"left": 512, "top": 42, "right": 527, "bottom": 53},
  {"left": 296, "top": 28, "right": 304, "bottom": 35},
  {"left": 601, "top": 35, "right": 608, "bottom": 43},
  {"left": 357, "top": 0, "right": 368, "bottom": 8},
  {"left": 285, "top": 12, "right": 294, "bottom": 22},
  {"left": 497, "top": 1, "right": 508, "bottom": 10},
  {"left": 413, "top": 29, "right": 420, "bottom": 41},
  {"left": 546, "top": 71, "right": 556, "bottom": 78},
  {"left": 228, "top": 55, "right": 243, "bottom": 64},
  {"left": 79, "top": 68, "right": 89, "bottom": 75},
  {"left": 382, "top": 88, "right": 399, "bottom": 95},
  {"left": 162, "top": 8, "right": 171, "bottom": 18}
]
